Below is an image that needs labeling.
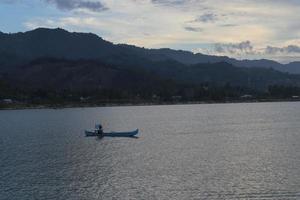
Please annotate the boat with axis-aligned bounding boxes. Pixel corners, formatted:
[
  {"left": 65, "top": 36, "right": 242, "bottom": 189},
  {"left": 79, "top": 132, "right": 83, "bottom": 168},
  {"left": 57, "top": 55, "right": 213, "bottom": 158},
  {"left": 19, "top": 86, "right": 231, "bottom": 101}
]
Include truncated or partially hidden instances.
[{"left": 85, "top": 128, "right": 139, "bottom": 137}]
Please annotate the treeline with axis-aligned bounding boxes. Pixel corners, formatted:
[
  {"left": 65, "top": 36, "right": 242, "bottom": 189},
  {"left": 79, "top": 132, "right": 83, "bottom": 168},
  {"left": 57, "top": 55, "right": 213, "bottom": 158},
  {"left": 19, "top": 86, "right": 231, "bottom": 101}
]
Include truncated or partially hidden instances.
[
  {"left": 1, "top": 78, "right": 300, "bottom": 107},
  {"left": 268, "top": 85, "right": 300, "bottom": 98}
]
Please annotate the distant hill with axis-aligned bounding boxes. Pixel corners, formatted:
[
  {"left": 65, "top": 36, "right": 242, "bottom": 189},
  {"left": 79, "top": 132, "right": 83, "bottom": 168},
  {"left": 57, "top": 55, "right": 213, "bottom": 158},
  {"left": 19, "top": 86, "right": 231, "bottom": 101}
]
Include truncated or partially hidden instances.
[
  {"left": 1, "top": 28, "right": 300, "bottom": 95},
  {"left": 3, "top": 58, "right": 300, "bottom": 93},
  {"left": 4, "top": 58, "right": 164, "bottom": 91},
  {"left": 0, "top": 28, "right": 299, "bottom": 74},
  {"left": 120, "top": 47, "right": 299, "bottom": 74},
  {"left": 0, "top": 28, "right": 114, "bottom": 62},
  {"left": 284, "top": 62, "right": 300, "bottom": 74}
]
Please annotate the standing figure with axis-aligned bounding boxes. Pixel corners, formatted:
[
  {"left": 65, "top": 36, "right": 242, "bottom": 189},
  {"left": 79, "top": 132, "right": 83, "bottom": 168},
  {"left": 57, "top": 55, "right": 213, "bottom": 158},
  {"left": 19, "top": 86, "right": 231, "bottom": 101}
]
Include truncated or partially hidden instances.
[{"left": 97, "top": 124, "right": 103, "bottom": 136}]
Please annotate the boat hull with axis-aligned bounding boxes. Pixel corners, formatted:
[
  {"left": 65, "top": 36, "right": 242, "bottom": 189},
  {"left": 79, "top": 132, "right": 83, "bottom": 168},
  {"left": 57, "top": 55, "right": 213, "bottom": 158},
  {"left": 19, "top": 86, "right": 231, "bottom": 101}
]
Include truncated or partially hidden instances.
[{"left": 85, "top": 129, "right": 139, "bottom": 137}]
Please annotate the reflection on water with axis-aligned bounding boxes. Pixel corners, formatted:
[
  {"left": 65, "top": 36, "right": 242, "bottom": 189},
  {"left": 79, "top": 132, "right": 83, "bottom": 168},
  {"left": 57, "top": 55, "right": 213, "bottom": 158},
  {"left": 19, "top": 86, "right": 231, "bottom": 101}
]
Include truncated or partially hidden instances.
[{"left": 1, "top": 102, "right": 300, "bottom": 199}]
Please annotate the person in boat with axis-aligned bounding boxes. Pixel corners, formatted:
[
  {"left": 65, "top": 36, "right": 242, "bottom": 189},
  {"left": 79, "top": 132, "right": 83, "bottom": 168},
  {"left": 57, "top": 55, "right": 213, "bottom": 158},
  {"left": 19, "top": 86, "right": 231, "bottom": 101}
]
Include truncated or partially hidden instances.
[{"left": 97, "top": 124, "right": 103, "bottom": 135}]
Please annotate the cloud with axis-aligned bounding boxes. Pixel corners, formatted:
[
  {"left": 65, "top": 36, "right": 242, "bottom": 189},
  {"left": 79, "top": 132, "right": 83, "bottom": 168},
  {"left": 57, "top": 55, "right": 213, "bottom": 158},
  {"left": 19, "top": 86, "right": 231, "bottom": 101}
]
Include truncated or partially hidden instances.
[
  {"left": 8, "top": 0, "right": 300, "bottom": 62},
  {"left": 195, "top": 13, "right": 217, "bottom": 23},
  {"left": 206, "top": 41, "right": 300, "bottom": 57},
  {"left": 196, "top": 40, "right": 300, "bottom": 63},
  {"left": 220, "top": 24, "right": 238, "bottom": 27},
  {"left": 151, "top": 0, "right": 188, "bottom": 6},
  {"left": 266, "top": 45, "right": 300, "bottom": 54},
  {"left": 184, "top": 26, "right": 203, "bottom": 32},
  {"left": 150, "top": 0, "right": 203, "bottom": 10},
  {"left": 213, "top": 41, "right": 255, "bottom": 55},
  {"left": 45, "top": 0, "right": 108, "bottom": 12}
]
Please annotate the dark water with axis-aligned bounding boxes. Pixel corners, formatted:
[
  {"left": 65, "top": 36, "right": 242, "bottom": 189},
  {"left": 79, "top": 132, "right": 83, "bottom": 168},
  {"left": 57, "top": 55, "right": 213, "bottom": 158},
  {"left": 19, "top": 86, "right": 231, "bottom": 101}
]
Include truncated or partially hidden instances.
[{"left": 1, "top": 102, "right": 300, "bottom": 200}]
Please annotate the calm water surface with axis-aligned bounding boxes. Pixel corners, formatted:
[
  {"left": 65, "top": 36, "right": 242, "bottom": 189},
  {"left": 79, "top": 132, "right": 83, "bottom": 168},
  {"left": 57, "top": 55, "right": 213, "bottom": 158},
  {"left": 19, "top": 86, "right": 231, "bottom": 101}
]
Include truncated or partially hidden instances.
[{"left": 1, "top": 102, "right": 300, "bottom": 199}]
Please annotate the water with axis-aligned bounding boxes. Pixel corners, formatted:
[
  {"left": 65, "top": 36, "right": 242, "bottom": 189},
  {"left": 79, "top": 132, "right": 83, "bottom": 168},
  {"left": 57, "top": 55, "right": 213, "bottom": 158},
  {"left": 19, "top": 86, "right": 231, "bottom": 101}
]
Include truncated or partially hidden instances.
[{"left": 1, "top": 102, "right": 300, "bottom": 200}]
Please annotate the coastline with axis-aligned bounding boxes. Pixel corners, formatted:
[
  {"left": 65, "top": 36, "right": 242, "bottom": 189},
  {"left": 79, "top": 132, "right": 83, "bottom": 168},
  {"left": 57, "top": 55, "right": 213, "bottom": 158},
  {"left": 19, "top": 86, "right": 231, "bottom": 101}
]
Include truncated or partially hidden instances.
[{"left": 1, "top": 98, "right": 300, "bottom": 110}]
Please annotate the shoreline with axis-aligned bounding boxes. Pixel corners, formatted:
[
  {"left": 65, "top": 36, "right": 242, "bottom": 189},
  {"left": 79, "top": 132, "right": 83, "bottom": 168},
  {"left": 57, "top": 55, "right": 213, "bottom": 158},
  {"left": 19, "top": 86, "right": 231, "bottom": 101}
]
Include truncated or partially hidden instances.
[{"left": 1, "top": 98, "right": 300, "bottom": 110}]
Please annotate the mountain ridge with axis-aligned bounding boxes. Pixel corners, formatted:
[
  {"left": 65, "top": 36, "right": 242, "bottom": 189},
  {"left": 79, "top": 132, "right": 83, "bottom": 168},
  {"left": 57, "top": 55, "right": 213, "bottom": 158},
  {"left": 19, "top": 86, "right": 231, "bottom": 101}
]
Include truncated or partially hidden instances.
[
  {"left": 0, "top": 28, "right": 299, "bottom": 74},
  {"left": 1, "top": 28, "right": 300, "bottom": 93}
]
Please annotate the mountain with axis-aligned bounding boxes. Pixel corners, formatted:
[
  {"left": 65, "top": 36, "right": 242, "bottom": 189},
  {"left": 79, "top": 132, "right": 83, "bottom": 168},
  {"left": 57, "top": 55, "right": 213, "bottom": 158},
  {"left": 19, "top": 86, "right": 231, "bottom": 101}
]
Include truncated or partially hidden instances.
[
  {"left": 285, "top": 62, "right": 300, "bottom": 74},
  {"left": 4, "top": 58, "right": 165, "bottom": 91},
  {"left": 117, "top": 45, "right": 299, "bottom": 73},
  {"left": 0, "top": 28, "right": 299, "bottom": 74},
  {"left": 3, "top": 57, "right": 300, "bottom": 93},
  {"left": 1, "top": 28, "right": 300, "bottom": 97},
  {"left": 0, "top": 28, "right": 114, "bottom": 61}
]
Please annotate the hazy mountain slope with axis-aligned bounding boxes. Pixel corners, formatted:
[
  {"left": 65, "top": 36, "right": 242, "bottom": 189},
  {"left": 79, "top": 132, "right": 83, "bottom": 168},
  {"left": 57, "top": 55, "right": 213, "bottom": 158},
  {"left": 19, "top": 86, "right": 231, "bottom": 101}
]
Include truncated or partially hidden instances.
[
  {"left": 285, "top": 62, "right": 300, "bottom": 74},
  {"left": 117, "top": 45, "right": 299, "bottom": 73},
  {"left": 0, "top": 28, "right": 116, "bottom": 61},
  {"left": 3, "top": 58, "right": 300, "bottom": 92},
  {"left": 4, "top": 58, "right": 165, "bottom": 91},
  {"left": 1, "top": 28, "right": 300, "bottom": 92},
  {"left": 0, "top": 28, "right": 299, "bottom": 74}
]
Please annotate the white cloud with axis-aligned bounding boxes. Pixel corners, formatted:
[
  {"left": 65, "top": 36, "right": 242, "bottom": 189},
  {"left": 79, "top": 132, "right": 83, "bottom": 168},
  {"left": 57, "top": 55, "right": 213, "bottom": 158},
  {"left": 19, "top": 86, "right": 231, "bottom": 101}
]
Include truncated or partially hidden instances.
[
  {"left": 20, "top": 0, "right": 300, "bottom": 62},
  {"left": 196, "top": 41, "right": 300, "bottom": 63},
  {"left": 45, "top": 0, "right": 108, "bottom": 12},
  {"left": 213, "top": 41, "right": 254, "bottom": 55}
]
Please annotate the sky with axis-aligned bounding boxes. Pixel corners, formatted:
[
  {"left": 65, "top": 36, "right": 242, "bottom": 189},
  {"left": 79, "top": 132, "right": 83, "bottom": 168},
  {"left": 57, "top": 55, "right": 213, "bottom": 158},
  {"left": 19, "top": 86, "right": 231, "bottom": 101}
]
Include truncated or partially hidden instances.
[{"left": 1, "top": 0, "right": 300, "bottom": 63}]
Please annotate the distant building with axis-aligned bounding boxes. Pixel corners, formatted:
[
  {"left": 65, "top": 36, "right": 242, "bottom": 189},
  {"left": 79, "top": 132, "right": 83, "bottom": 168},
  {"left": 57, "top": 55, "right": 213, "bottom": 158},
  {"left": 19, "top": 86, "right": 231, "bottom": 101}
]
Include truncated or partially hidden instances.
[
  {"left": 80, "top": 97, "right": 90, "bottom": 102},
  {"left": 152, "top": 94, "right": 160, "bottom": 100},
  {"left": 240, "top": 94, "right": 253, "bottom": 99},
  {"left": 1, "top": 99, "right": 13, "bottom": 104},
  {"left": 171, "top": 96, "right": 182, "bottom": 101}
]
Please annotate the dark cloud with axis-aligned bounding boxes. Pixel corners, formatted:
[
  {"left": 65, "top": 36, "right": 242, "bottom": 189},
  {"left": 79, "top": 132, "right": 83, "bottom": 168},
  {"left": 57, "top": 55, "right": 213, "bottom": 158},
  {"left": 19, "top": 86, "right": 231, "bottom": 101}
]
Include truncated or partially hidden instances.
[
  {"left": 195, "top": 13, "right": 217, "bottom": 23},
  {"left": 186, "top": 13, "right": 218, "bottom": 25},
  {"left": 184, "top": 26, "right": 203, "bottom": 32},
  {"left": 214, "top": 41, "right": 255, "bottom": 55},
  {"left": 45, "top": 0, "right": 108, "bottom": 12},
  {"left": 151, "top": 0, "right": 188, "bottom": 6},
  {"left": 220, "top": 24, "right": 238, "bottom": 27},
  {"left": 266, "top": 45, "right": 300, "bottom": 54},
  {"left": 211, "top": 41, "right": 300, "bottom": 57}
]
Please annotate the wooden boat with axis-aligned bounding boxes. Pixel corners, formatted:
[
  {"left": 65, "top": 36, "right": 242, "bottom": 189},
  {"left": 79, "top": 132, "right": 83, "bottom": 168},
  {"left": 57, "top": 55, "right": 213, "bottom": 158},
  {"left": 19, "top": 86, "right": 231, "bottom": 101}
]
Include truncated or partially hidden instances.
[{"left": 85, "top": 129, "right": 139, "bottom": 137}]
